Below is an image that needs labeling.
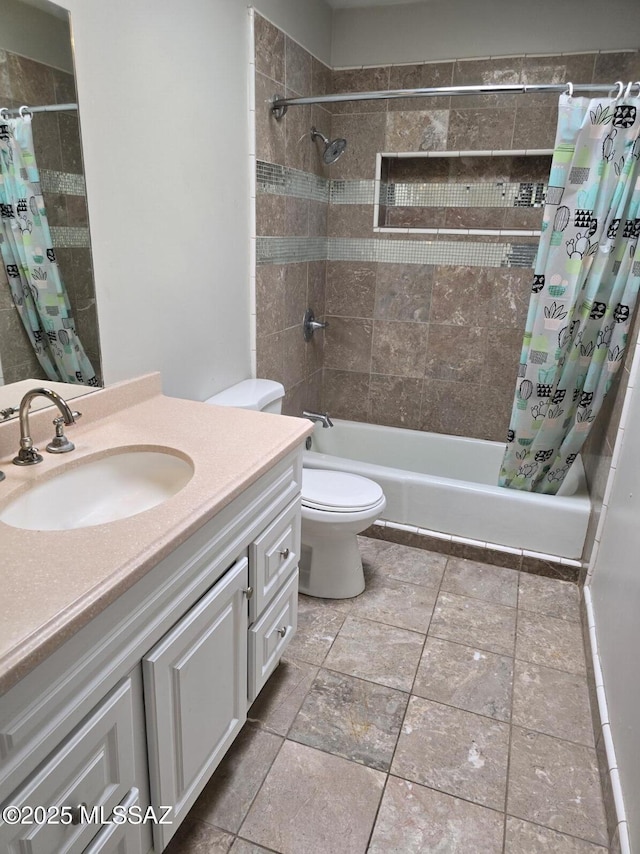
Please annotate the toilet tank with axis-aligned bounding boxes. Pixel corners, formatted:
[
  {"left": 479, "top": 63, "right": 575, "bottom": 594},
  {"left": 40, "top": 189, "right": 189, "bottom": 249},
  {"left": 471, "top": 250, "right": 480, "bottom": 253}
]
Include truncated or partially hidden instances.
[{"left": 204, "top": 379, "right": 285, "bottom": 413}]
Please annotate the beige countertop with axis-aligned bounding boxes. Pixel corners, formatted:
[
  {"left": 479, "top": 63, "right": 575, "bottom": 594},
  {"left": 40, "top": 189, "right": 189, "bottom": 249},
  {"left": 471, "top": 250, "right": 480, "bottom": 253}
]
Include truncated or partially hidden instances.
[{"left": 0, "top": 374, "right": 312, "bottom": 695}]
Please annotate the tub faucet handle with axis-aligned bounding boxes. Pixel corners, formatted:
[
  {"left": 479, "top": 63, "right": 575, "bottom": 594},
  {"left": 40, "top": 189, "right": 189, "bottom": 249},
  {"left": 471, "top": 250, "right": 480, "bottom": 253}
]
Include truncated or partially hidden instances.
[
  {"left": 303, "top": 410, "right": 333, "bottom": 428},
  {"left": 303, "top": 308, "right": 329, "bottom": 341}
]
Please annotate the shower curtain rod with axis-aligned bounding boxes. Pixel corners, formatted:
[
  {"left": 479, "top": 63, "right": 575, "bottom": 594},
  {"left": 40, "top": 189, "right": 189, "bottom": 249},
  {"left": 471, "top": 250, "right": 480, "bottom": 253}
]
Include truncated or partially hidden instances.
[
  {"left": 1, "top": 103, "right": 78, "bottom": 117},
  {"left": 271, "top": 82, "right": 617, "bottom": 118}
]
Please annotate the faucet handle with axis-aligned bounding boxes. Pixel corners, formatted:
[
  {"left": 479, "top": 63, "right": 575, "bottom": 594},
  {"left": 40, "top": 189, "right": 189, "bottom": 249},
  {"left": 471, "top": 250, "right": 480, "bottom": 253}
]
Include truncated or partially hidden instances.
[
  {"left": 53, "top": 410, "right": 82, "bottom": 426},
  {"left": 303, "top": 309, "right": 329, "bottom": 341},
  {"left": 47, "top": 411, "right": 82, "bottom": 454}
]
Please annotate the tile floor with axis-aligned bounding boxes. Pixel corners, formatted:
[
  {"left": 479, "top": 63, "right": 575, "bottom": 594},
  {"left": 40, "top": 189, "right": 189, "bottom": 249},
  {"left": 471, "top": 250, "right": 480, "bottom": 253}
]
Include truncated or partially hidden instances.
[{"left": 165, "top": 537, "right": 609, "bottom": 854}]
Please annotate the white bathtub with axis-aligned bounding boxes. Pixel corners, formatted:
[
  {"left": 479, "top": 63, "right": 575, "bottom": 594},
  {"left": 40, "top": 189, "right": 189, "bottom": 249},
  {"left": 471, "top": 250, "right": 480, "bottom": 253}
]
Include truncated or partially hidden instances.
[{"left": 303, "top": 420, "right": 591, "bottom": 560}]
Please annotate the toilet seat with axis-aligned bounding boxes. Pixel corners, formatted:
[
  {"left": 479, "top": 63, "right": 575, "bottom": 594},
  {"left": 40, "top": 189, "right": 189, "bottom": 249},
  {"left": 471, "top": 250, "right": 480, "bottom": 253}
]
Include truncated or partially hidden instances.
[{"left": 302, "top": 469, "right": 384, "bottom": 513}]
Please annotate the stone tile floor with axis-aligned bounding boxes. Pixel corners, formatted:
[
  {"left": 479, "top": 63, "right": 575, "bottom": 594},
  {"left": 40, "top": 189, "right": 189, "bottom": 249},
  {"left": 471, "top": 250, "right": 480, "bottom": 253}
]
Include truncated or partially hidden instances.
[{"left": 165, "top": 537, "right": 609, "bottom": 854}]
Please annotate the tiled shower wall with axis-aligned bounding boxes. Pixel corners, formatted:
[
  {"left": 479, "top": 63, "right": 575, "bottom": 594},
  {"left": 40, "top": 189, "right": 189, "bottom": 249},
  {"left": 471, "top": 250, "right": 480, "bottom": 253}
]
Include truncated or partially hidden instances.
[
  {"left": 0, "top": 48, "right": 101, "bottom": 386},
  {"left": 322, "top": 51, "right": 639, "bottom": 442},
  {"left": 253, "top": 12, "right": 638, "bottom": 456},
  {"left": 254, "top": 13, "right": 332, "bottom": 416}
]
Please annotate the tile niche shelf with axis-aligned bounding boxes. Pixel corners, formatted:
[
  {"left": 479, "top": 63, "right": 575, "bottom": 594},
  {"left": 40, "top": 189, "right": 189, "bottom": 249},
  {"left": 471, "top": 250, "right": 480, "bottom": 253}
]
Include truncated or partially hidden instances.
[{"left": 373, "top": 149, "right": 553, "bottom": 237}]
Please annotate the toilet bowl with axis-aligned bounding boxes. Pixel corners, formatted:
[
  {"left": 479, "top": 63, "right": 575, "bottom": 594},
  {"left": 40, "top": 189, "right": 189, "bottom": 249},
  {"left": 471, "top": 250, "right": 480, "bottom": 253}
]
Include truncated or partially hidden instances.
[
  {"left": 299, "top": 468, "right": 385, "bottom": 598},
  {"left": 204, "top": 379, "right": 386, "bottom": 599}
]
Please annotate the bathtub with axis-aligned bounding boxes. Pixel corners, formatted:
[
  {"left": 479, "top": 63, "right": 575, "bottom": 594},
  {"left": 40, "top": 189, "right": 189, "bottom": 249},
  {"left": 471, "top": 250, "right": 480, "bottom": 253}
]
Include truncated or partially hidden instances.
[{"left": 303, "top": 420, "right": 591, "bottom": 560}]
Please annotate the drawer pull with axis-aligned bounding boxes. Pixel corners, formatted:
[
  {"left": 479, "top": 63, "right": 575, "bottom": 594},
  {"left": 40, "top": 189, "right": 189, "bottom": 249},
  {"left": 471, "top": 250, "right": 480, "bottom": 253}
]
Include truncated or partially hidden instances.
[
  {"left": 279, "top": 548, "right": 290, "bottom": 559},
  {"left": 244, "top": 586, "right": 254, "bottom": 599},
  {"left": 70, "top": 803, "right": 88, "bottom": 825},
  {"left": 277, "top": 626, "right": 288, "bottom": 638}
]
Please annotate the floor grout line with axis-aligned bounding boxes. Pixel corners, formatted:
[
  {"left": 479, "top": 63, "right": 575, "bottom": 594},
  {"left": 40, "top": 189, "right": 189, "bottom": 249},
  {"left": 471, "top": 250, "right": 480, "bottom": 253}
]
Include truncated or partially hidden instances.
[
  {"left": 175, "top": 538, "right": 610, "bottom": 854},
  {"left": 502, "top": 571, "right": 521, "bottom": 853}
]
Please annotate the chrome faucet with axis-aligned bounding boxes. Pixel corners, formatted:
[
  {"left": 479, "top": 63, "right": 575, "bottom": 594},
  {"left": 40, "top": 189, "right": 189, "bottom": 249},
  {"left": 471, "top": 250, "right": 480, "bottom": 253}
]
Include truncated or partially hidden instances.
[
  {"left": 303, "top": 410, "right": 333, "bottom": 428},
  {"left": 303, "top": 309, "right": 329, "bottom": 341},
  {"left": 13, "top": 387, "right": 79, "bottom": 466}
]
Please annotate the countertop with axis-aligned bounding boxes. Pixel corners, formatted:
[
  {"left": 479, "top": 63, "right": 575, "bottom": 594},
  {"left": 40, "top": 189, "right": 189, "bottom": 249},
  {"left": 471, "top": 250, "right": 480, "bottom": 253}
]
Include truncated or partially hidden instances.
[{"left": 0, "top": 374, "right": 312, "bottom": 694}]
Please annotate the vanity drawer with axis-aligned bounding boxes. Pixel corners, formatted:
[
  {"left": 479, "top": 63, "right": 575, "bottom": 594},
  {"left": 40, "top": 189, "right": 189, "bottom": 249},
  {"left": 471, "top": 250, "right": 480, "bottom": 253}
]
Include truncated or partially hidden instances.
[
  {"left": 248, "top": 569, "right": 298, "bottom": 701},
  {"left": 0, "top": 676, "right": 138, "bottom": 854},
  {"left": 249, "top": 498, "right": 300, "bottom": 621}
]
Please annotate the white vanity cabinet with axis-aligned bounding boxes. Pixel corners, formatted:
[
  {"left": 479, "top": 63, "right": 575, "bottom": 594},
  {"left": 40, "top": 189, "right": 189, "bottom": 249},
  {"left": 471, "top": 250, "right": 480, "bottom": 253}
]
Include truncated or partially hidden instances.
[
  {"left": 0, "top": 448, "right": 303, "bottom": 854},
  {"left": 0, "top": 669, "right": 150, "bottom": 854},
  {"left": 143, "top": 558, "right": 249, "bottom": 850}
]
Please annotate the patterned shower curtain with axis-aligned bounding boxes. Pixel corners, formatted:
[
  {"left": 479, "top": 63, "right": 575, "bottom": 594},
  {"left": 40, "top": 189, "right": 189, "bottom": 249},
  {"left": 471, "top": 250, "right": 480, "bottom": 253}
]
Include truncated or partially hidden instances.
[
  {"left": 500, "top": 92, "right": 640, "bottom": 494},
  {"left": 0, "top": 113, "right": 97, "bottom": 385}
]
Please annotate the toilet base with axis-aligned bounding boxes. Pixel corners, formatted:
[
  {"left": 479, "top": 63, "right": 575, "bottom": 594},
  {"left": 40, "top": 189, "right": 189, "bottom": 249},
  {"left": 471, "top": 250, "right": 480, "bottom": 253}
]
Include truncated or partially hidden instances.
[
  {"left": 298, "top": 532, "right": 365, "bottom": 599},
  {"left": 298, "top": 485, "right": 386, "bottom": 600}
]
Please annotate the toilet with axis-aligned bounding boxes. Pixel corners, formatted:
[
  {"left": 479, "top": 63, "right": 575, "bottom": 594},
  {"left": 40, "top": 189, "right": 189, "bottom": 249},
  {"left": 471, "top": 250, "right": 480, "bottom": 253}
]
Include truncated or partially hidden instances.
[{"left": 204, "top": 379, "right": 386, "bottom": 599}]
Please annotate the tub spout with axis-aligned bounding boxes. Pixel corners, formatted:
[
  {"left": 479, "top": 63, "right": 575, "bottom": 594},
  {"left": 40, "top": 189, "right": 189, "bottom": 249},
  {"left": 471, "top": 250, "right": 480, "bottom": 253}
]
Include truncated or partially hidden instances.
[{"left": 303, "top": 410, "right": 333, "bottom": 428}]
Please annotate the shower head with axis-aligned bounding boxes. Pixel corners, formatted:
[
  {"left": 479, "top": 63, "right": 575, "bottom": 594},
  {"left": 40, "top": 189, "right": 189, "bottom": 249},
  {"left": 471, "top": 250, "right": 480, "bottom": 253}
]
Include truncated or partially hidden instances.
[{"left": 310, "top": 126, "right": 348, "bottom": 164}]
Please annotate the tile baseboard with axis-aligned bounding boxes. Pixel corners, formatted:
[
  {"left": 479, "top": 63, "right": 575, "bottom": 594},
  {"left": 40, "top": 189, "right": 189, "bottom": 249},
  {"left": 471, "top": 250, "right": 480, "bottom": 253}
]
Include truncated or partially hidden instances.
[{"left": 362, "top": 519, "right": 582, "bottom": 583}]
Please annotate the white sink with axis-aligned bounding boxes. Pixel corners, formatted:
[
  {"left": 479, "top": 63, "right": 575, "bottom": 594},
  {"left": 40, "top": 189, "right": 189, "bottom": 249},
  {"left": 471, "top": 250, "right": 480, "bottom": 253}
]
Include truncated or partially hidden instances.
[{"left": 0, "top": 449, "right": 194, "bottom": 531}]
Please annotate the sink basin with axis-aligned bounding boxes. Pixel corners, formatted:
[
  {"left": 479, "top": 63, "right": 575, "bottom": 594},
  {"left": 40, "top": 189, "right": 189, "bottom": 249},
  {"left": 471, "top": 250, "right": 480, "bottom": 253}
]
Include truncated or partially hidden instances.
[{"left": 0, "top": 449, "right": 194, "bottom": 531}]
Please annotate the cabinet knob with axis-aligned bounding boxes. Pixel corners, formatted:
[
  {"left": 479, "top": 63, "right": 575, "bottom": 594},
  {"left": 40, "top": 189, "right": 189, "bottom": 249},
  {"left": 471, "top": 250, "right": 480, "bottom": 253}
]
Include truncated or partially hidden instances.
[
  {"left": 70, "top": 803, "right": 88, "bottom": 825},
  {"left": 277, "top": 626, "right": 288, "bottom": 638},
  {"left": 244, "top": 586, "right": 254, "bottom": 599},
  {"left": 279, "top": 548, "right": 290, "bottom": 559}
]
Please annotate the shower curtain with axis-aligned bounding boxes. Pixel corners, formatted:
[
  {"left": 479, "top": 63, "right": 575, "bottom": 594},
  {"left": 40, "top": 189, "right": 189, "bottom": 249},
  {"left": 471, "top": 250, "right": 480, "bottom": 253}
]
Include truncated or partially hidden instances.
[
  {"left": 0, "top": 113, "right": 97, "bottom": 385},
  {"left": 500, "top": 91, "right": 640, "bottom": 494}
]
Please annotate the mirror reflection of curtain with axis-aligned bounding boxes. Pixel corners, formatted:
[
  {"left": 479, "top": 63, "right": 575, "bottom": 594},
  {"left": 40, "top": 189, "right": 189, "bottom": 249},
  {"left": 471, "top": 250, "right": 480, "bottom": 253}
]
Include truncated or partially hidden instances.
[
  {"left": 500, "top": 92, "right": 640, "bottom": 494},
  {"left": 0, "top": 113, "right": 97, "bottom": 386}
]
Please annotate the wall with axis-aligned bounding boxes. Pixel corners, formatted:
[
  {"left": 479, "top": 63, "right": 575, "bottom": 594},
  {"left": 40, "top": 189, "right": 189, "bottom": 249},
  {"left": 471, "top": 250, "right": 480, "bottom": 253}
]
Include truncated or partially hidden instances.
[
  {"left": 41, "top": 0, "right": 332, "bottom": 403},
  {"left": 322, "top": 53, "right": 561, "bottom": 440},
  {"left": 0, "top": 47, "right": 101, "bottom": 385},
  {"left": 577, "top": 45, "right": 640, "bottom": 564},
  {"left": 331, "top": 0, "right": 640, "bottom": 67},
  {"left": 253, "top": 12, "right": 332, "bottom": 416},
  {"left": 589, "top": 354, "right": 640, "bottom": 850},
  {"left": 325, "top": 52, "right": 637, "bottom": 442},
  {"left": 579, "top": 302, "right": 640, "bottom": 567},
  {"left": 58, "top": 0, "right": 254, "bottom": 401},
  {"left": 254, "top": 0, "right": 332, "bottom": 66}
]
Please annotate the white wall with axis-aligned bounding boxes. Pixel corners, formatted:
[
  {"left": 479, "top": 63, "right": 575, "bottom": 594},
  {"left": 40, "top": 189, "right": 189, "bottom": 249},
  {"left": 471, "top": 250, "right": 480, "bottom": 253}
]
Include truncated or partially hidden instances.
[
  {"left": 59, "top": 0, "right": 254, "bottom": 401},
  {"left": 43, "top": 0, "right": 331, "bottom": 403},
  {"left": 332, "top": 0, "right": 640, "bottom": 67},
  {"left": 255, "top": 0, "right": 332, "bottom": 64},
  {"left": 590, "top": 367, "right": 640, "bottom": 850}
]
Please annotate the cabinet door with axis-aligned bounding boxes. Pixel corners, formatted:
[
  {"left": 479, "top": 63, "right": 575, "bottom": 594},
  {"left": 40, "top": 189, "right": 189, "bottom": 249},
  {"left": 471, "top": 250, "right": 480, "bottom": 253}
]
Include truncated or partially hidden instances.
[
  {"left": 143, "top": 558, "right": 248, "bottom": 850},
  {"left": 0, "top": 676, "right": 139, "bottom": 854}
]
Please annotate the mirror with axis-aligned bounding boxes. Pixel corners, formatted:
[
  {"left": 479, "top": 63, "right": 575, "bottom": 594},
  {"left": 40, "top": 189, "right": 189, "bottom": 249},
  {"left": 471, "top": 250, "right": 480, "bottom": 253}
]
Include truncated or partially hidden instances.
[{"left": 0, "top": 0, "right": 101, "bottom": 417}]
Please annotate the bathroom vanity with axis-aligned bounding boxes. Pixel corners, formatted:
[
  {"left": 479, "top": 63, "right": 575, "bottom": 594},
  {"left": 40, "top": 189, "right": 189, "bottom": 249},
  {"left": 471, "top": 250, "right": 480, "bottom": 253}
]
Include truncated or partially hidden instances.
[{"left": 0, "top": 374, "right": 311, "bottom": 852}]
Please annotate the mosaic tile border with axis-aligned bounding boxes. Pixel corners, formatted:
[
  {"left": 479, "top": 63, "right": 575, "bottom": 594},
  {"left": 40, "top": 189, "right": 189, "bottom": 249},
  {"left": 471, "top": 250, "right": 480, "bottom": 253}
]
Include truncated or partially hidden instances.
[
  {"left": 257, "top": 161, "right": 328, "bottom": 203},
  {"left": 256, "top": 236, "right": 328, "bottom": 264},
  {"left": 256, "top": 162, "right": 546, "bottom": 212},
  {"left": 381, "top": 180, "right": 547, "bottom": 209},
  {"left": 256, "top": 236, "right": 537, "bottom": 269},
  {"left": 330, "top": 179, "right": 376, "bottom": 206},
  {"left": 50, "top": 226, "right": 91, "bottom": 249},
  {"left": 40, "top": 169, "right": 85, "bottom": 196}
]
